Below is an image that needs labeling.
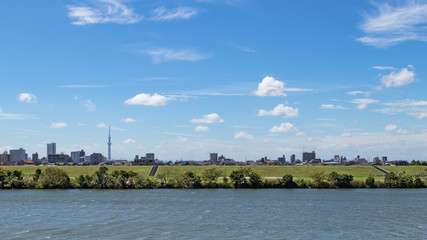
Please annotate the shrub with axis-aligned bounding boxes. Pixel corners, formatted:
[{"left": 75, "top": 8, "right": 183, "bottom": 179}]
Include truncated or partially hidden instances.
[
  {"left": 279, "top": 174, "right": 297, "bottom": 188},
  {"left": 37, "top": 167, "right": 70, "bottom": 189},
  {"left": 365, "top": 176, "right": 375, "bottom": 188},
  {"left": 414, "top": 176, "right": 425, "bottom": 188},
  {"left": 229, "top": 168, "right": 249, "bottom": 188}
]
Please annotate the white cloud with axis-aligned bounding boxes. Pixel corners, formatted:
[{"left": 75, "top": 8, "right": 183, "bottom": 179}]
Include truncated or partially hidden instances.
[
  {"left": 380, "top": 68, "right": 415, "bottom": 88},
  {"left": 234, "top": 131, "right": 254, "bottom": 140},
  {"left": 51, "top": 122, "right": 67, "bottom": 129},
  {"left": 385, "top": 124, "right": 410, "bottom": 135},
  {"left": 372, "top": 66, "right": 396, "bottom": 70},
  {"left": 18, "top": 93, "right": 37, "bottom": 103},
  {"left": 176, "top": 137, "right": 189, "bottom": 143},
  {"left": 358, "top": 1, "right": 427, "bottom": 47},
  {"left": 59, "top": 84, "right": 106, "bottom": 88},
  {"left": 83, "top": 99, "right": 96, "bottom": 111},
  {"left": 347, "top": 91, "right": 365, "bottom": 96},
  {"left": 351, "top": 98, "right": 378, "bottom": 110},
  {"left": 150, "top": 6, "right": 198, "bottom": 21},
  {"left": 140, "top": 48, "right": 207, "bottom": 64},
  {"left": 78, "top": 123, "right": 85, "bottom": 126},
  {"left": 258, "top": 104, "right": 298, "bottom": 117},
  {"left": 385, "top": 124, "right": 397, "bottom": 132},
  {"left": 341, "top": 132, "right": 352, "bottom": 137},
  {"left": 254, "top": 76, "right": 287, "bottom": 97},
  {"left": 67, "top": 0, "right": 142, "bottom": 25},
  {"left": 269, "top": 122, "right": 298, "bottom": 133},
  {"left": 410, "top": 112, "right": 427, "bottom": 120},
  {"left": 97, "top": 123, "right": 107, "bottom": 128},
  {"left": 320, "top": 104, "right": 346, "bottom": 110},
  {"left": 121, "top": 117, "right": 136, "bottom": 123},
  {"left": 124, "top": 138, "right": 136, "bottom": 144},
  {"left": 190, "top": 113, "right": 224, "bottom": 124},
  {"left": 194, "top": 126, "right": 209, "bottom": 132},
  {"left": 124, "top": 93, "right": 169, "bottom": 106}
]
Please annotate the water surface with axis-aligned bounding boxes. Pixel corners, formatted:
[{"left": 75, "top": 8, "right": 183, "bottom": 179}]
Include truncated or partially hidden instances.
[{"left": 0, "top": 189, "right": 425, "bottom": 239}]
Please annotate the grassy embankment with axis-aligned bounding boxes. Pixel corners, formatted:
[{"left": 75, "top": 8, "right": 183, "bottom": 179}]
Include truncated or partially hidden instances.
[{"left": 2, "top": 165, "right": 426, "bottom": 180}]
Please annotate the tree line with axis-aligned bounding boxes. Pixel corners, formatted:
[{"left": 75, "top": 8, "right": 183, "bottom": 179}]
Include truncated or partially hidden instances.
[{"left": 0, "top": 167, "right": 425, "bottom": 189}]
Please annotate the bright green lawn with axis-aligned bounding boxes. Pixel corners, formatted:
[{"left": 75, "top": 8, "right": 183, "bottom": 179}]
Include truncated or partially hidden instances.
[
  {"left": 157, "top": 166, "right": 384, "bottom": 178},
  {"left": 2, "top": 165, "right": 424, "bottom": 180},
  {"left": 1, "top": 166, "right": 152, "bottom": 178},
  {"left": 382, "top": 166, "right": 427, "bottom": 175}
]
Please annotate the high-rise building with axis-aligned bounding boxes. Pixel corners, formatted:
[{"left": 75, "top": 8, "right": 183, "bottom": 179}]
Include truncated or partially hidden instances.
[
  {"left": 71, "top": 150, "right": 85, "bottom": 163},
  {"left": 0, "top": 151, "right": 14, "bottom": 163},
  {"left": 290, "top": 154, "right": 296, "bottom": 164},
  {"left": 302, "top": 151, "right": 316, "bottom": 162},
  {"left": 47, "top": 143, "right": 56, "bottom": 156},
  {"left": 146, "top": 153, "right": 155, "bottom": 160},
  {"left": 210, "top": 153, "right": 218, "bottom": 162},
  {"left": 278, "top": 155, "right": 286, "bottom": 165},
  {"left": 10, "top": 148, "right": 27, "bottom": 161},
  {"left": 32, "top": 152, "right": 39, "bottom": 162},
  {"left": 90, "top": 153, "right": 104, "bottom": 165},
  {"left": 108, "top": 126, "right": 111, "bottom": 161}
]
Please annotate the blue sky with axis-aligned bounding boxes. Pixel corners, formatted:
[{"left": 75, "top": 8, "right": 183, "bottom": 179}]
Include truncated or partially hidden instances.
[{"left": 1, "top": 0, "right": 427, "bottom": 161}]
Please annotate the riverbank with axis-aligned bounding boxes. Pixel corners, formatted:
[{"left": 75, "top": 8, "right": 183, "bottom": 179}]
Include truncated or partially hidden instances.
[{"left": 0, "top": 166, "right": 425, "bottom": 189}]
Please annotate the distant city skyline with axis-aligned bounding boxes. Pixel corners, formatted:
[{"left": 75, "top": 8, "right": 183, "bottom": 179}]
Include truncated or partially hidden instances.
[{"left": 1, "top": 1, "right": 427, "bottom": 161}]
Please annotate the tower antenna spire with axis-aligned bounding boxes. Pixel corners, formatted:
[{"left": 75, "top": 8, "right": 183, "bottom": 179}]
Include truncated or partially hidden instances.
[{"left": 108, "top": 126, "right": 111, "bottom": 161}]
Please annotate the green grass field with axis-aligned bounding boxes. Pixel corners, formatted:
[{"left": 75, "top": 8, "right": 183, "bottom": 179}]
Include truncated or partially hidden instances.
[
  {"left": 1, "top": 165, "right": 425, "bottom": 179},
  {"left": 1, "top": 166, "right": 152, "bottom": 178}
]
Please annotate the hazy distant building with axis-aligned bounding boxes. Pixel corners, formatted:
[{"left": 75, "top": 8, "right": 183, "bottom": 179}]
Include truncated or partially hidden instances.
[
  {"left": 146, "top": 153, "right": 155, "bottom": 160},
  {"left": 10, "top": 148, "right": 27, "bottom": 161},
  {"left": 278, "top": 155, "right": 286, "bottom": 165},
  {"left": 302, "top": 151, "right": 316, "bottom": 163},
  {"left": 32, "top": 152, "right": 39, "bottom": 163},
  {"left": 382, "top": 156, "right": 388, "bottom": 164},
  {"left": 373, "top": 156, "right": 381, "bottom": 164},
  {"left": 90, "top": 153, "right": 104, "bottom": 165},
  {"left": 71, "top": 150, "right": 85, "bottom": 163},
  {"left": 0, "top": 151, "right": 14, "bottom": 163},
  {"left": 290, "top": 154, "right": 295, "bottom": 164},
  {"left": 210, "top": 153, "right": 218, "bottom": 162},
  {"left": 48, "top": 154, "right": 71, "bottom": 163},
  {"left": 47, "top": 143, "right": 56, "bottom": 156}
]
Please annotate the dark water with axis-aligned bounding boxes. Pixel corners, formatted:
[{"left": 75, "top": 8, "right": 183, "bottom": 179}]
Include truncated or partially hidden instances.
[{"left": 0, "top": 189, "right": 425, "bottom": 239}]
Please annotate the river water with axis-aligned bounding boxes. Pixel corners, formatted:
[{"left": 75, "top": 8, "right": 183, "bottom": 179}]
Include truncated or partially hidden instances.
[{"left": 0, "top": 189, "right": 425, "bottom": 239}]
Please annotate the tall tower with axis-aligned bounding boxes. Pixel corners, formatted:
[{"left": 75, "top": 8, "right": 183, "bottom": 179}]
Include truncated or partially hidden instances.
[{"left": 108, "top": 126, "right": 111, "bottom": 161}]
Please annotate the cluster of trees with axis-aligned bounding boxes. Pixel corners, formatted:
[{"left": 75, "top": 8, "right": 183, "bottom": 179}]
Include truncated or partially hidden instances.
[
  {"left": 410, "top": 160, "right": 427, "bottom": 166},
  {"left": 0, "top": 167, "right": 425, "bottom": 189}
]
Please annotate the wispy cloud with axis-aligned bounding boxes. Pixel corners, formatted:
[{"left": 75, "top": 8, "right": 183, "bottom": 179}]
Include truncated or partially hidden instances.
[
  {"left": 320, "top": 104, "right": 347, "bottom": 110},
  {"left": 121, "top": 117, "right": 136, "bottom": 123},
  {"left": 50, "top": 122, "right": 67, "bottom": 129},
  {"left": 97, "top": 123, "right": 124, "bottom": 131},
  {"left": 227, "top": 43, "right": 256, "bottom": 53},
  {"left": 150, "top": 6, "right": 198, "bottom": 21},
  {"left": 358, "top": 1, "right": 427, "bottom": 47},
  {"left": 124, "top": 138, "right": 136, "bottom": 144},
  {"left": 351, "top": 98, "right": 378, "bottom": 110},
  {"left": 0, "top": 107, "right": 34, "bottom": 120},
  {"left": 378, "top": 99, "right": 427, "bottom": 120},
  {"left": 140, "top": 48, "right": 208, "bottom": 63},
  {"left": 67, "top": 0, "right": 142, "bottom": 25},
  {"left": 58, "top": 84, "right": 107, "bottom": 88},
  {"left": 194, "top": 126, "right": 209, "bottom": 132},
  {"left": 372, "top": 66, "right": 396, "bottom": 71},
  {"left": 83, "top": 99, "right": 96, "bottom": 111}
]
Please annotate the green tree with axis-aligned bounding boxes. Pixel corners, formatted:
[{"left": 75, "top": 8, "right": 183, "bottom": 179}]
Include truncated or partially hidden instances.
[
  {"left": 37, "top": 167, "right": 70, "bottom": 189},
  {"left": 202, "top": 168, "right": 222, "bottom": 186},
  {"left": 248, "top": 170, "right": 263, "bottom": 188},
  {"left": 229, "top": 168, "right": 248, "bottom": 188},
  {"left": 279, "top": 174, "right": 297, "bottom": 188},
  {"left": 365, "top": 176, "right": 375, "bottom": 188},
  {"left": 94, "top": 166, "right": 109, "bottom": 188},
  {"left": 310, "top": 172, "right": 329, "bottom": 188},
  {"left": 414, "top": 176, "right": 425, "bottom": 188},
  {"left": 328, "top": 171, "right": 353, "bottom": 188},
  {"left": 33, "top": 169, "right": 42, "bottom": 182}
]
